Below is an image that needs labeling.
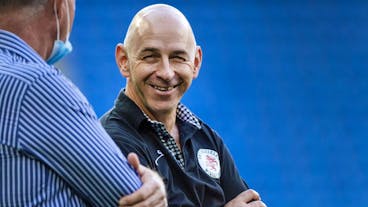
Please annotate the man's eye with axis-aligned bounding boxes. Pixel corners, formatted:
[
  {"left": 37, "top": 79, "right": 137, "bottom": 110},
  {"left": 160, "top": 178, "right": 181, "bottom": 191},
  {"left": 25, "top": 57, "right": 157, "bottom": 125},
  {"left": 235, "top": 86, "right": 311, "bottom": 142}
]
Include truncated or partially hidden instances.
[
  {"left": 172, "top": 56, "right": 186, "bottom": 61},
  {"left": 142, "top": 55, "right": 154, "bottom": 60}
]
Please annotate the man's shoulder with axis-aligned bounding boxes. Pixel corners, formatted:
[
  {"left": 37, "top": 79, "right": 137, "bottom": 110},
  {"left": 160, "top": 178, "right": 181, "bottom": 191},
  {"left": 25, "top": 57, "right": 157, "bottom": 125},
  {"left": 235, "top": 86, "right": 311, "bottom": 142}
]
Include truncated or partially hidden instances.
[
  {"left": 194, "top": 118, "right": 219, "bottom": 137},
  {"left": 188, "top": 118, "right": 228, "bottom": 151},
  {"left": 2, "top": 62, "right": 97, "bottom": 118},
  {"left": 0, "top": 61, "right": 56, "bottom": 85},
  {"left": 100, "top": 107, "right": 130, "bottom": 127},
  {"left": 100, "top": 107, "right": 153, "bottom": 162},
  {"left": 100, "top": 108, "right": 142, "bottom": 141},
  {"left": 101, "top": 94, "right": 146, "bottom": 135}
]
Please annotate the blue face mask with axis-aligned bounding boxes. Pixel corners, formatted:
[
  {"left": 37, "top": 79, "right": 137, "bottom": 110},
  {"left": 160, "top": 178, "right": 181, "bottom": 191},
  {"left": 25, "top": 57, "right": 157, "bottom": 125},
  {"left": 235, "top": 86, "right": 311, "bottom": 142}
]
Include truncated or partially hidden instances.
[
  {"left": 47, "top": 0, "right": 73, "bottom": 64},
  {"left": 47, "top": 39, "right": 73, "bottom": 65}
]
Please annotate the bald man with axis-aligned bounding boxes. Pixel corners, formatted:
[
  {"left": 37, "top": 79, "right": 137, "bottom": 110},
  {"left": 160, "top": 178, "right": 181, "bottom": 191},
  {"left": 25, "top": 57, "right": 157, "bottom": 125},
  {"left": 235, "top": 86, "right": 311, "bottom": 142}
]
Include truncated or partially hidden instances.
[{"left": 101, "top": 4, "right": 266, "bottom": 207}]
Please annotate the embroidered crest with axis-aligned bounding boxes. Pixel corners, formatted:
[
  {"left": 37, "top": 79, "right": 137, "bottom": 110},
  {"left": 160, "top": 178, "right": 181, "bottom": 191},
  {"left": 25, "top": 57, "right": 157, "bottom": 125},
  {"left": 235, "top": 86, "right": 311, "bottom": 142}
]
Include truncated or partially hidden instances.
[{"left": 197, "top": 149, "right": 221, "bottom": 179}]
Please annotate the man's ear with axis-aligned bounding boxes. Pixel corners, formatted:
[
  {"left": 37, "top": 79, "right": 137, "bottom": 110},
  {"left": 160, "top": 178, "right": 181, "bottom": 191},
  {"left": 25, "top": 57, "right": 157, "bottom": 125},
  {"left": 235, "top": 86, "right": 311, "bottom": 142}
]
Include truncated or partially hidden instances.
[
  {"left": 193, "top": 46, "right": 203, "bottom": 78},
  {"left": 115, "top": 43, "right": 130, "bottom": 78},
  {"left": 52, "top": 0, "right": 71, "bottom": 41},
  {"left": 52, "top": 0, "right": 63, "bottom": 16}
]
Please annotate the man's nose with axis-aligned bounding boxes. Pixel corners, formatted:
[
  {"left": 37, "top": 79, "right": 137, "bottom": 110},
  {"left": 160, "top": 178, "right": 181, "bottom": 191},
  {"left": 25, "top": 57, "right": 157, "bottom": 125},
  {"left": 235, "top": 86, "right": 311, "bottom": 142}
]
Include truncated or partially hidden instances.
[{"left": 156, "top": 58, "right": 175, "bottom": 81}]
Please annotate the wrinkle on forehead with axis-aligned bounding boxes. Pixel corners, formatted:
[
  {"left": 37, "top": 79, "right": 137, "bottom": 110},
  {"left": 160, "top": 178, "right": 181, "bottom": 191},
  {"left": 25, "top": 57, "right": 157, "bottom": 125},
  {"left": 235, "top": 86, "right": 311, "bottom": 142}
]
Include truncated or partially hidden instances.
[{"left": 124, "top": 4, "right": 196, "bottom": 54}]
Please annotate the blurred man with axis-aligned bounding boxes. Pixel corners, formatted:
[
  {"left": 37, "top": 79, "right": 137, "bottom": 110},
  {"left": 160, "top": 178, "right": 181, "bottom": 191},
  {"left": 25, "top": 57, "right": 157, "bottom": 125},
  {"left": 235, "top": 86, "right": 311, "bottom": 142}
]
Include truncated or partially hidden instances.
[
  {"left": 0, "top": 0, "right": 167, "bottom": 206},
  {"left": 101, "top": 4, "right": 266, "bottom": 207}
]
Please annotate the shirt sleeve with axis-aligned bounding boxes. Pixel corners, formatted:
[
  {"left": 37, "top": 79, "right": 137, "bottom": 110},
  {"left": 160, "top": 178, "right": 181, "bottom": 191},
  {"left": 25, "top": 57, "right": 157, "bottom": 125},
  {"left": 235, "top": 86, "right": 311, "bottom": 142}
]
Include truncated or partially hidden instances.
[
  {"left": 211, "top": 129, "right": 249, "bottom": 203},
  {"left": 17, "top": 72, "right": 142, "bottom": 206}
]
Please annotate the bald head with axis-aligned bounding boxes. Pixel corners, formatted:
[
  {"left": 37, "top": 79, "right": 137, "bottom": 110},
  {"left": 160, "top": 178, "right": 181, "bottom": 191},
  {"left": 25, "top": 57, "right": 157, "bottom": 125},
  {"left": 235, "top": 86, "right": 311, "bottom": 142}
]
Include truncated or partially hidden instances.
[{"left": 123, "top": 4, "right": 197, "bottom": 55}]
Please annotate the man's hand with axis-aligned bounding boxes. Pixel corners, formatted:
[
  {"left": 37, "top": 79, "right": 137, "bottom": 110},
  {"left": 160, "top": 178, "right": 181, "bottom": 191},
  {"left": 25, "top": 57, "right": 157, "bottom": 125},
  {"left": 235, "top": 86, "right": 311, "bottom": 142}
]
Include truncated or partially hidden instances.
[
  {"left": 224, "top": 189, "right": 266, "bottom": 207},
  {"left": 118, "top": 153, "right": 167, "bottom": 207}
]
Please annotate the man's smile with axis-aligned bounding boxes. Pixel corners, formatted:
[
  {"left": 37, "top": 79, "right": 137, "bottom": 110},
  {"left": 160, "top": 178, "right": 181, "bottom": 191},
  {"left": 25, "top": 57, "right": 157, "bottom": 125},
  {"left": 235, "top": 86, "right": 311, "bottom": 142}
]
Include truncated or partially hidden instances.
[{"left": 148, "top": 82, "right": 182, "bottom": 92}]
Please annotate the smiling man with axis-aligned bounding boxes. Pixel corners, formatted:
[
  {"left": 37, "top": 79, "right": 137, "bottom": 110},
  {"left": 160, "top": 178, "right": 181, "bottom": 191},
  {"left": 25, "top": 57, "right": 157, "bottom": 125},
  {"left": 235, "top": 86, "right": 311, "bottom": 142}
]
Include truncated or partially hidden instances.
[{"left": 101, "top": 4, "right": 266, "bottom": 207}]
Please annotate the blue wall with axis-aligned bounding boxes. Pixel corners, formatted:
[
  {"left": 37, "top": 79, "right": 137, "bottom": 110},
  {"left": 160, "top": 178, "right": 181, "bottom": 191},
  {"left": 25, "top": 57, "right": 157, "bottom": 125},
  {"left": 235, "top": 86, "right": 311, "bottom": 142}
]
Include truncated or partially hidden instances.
[{"left": 61, "top": 1, "right": 368, "bottom": 206}]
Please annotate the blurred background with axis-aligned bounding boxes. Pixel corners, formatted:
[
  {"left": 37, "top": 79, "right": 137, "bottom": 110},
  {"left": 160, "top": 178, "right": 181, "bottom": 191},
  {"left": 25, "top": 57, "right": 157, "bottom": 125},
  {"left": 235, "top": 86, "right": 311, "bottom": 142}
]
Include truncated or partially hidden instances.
[{"left": 59, "top": 1, "right": 368, "bottom": 206}]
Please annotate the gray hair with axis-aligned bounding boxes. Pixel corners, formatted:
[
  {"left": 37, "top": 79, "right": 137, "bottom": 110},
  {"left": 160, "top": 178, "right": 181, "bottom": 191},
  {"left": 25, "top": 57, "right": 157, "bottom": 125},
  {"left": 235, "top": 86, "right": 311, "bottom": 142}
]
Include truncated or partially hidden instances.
[{"left": 0, "top": 0, "right": 47, "bottom": 9}]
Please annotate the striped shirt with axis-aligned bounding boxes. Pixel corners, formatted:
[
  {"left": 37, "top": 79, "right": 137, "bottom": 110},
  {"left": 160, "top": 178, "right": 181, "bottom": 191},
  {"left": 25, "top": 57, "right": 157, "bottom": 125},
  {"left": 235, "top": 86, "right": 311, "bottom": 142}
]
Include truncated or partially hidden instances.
[{"left": 0, "top": 30, "right": 141, "bottom": 206}]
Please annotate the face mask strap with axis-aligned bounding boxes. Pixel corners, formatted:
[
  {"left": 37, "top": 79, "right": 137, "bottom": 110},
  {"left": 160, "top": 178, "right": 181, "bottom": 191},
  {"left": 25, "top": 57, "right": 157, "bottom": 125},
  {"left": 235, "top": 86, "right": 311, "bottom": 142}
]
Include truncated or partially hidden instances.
[
  {"left": 65, "top": 0, "right": 70, "bottom": 40},
  {"left": 53, "top": 0, "right": 60, "bottom": 41}
]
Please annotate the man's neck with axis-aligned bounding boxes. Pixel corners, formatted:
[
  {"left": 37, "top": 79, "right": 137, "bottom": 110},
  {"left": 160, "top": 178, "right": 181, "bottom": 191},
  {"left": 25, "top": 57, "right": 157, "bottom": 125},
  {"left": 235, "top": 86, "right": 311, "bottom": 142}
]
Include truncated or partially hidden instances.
[
  {"left": 149, "top": 109, "right": 176, "bottom": 132},
  {"left": 0, "top": 8, "right": 53, "bottom": 60},
  {"left": 144, "top": 107, "right": 182, "bottom": 149},
  {"left": 123, "top": 88, "right": 182, "bottom": 147}
]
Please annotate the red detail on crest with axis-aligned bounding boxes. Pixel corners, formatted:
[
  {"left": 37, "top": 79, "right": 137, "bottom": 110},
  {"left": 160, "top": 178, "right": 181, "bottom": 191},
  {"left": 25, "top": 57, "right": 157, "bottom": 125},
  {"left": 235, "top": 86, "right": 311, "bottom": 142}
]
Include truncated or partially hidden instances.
[{"left": 206, "top": 155, "right": 218, "bottom": 170}]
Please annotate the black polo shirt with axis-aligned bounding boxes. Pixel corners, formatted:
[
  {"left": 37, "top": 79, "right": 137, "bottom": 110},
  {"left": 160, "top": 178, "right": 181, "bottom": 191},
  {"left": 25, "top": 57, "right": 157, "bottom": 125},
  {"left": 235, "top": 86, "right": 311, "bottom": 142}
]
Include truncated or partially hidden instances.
[{"left": 100, "top": 91, "right": 249, "bottom": 207}]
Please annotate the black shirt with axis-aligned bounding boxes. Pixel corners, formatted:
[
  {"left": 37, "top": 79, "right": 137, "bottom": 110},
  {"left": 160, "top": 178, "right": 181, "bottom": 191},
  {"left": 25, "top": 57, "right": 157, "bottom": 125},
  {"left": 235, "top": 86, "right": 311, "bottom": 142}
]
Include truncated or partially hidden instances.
[{"left": 100, "top": 91, "right": 249, "bottom": 207}]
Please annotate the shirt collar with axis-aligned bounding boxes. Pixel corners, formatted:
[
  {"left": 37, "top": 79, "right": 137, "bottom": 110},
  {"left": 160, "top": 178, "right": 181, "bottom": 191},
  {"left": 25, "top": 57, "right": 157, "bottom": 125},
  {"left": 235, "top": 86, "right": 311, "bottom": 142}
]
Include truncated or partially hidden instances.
[
  {"left": 143, "top": 102, "right": 201, "bottom": 130},
  {"left": 176, "top": 103, "right": 201, "bottom": 129},
  {"left": 0, "top": 30, "right": 49, "bottom": 67}
]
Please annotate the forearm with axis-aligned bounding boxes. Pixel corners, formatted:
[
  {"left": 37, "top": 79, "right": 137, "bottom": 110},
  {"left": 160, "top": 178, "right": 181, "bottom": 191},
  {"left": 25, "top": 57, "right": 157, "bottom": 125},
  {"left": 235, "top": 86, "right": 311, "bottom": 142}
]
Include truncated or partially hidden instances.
[
  {"left": 20, "top": 83, "right": 142, "bottom": 206},
  {"left": 21, "top": 116, "right": 141, "bottom": 205}
]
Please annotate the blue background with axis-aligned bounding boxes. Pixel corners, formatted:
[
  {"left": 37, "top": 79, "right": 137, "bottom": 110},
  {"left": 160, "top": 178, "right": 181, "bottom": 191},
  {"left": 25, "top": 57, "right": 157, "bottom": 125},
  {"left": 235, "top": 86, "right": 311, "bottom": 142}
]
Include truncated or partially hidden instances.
[{"left": 60, "top": 1, "right": 368, "bottom": 206}]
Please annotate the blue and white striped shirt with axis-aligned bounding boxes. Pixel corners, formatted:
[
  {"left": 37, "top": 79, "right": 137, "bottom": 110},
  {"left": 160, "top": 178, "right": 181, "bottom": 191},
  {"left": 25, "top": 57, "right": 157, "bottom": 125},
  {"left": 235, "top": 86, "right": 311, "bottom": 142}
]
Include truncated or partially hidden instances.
[{"left": 0, "top": 30, "right": 142, "bottom": 206}]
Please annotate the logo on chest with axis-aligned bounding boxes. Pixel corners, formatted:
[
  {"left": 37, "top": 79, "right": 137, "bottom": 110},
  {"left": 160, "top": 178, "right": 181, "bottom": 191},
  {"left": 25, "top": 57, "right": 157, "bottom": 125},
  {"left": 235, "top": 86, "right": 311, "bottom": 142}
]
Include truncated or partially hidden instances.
[
  {"left": 155, "top": 150, "right": 164, "bottom": 166},
  {"left": 197, "top": 149, "right": 221, "bottom": 179}
]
